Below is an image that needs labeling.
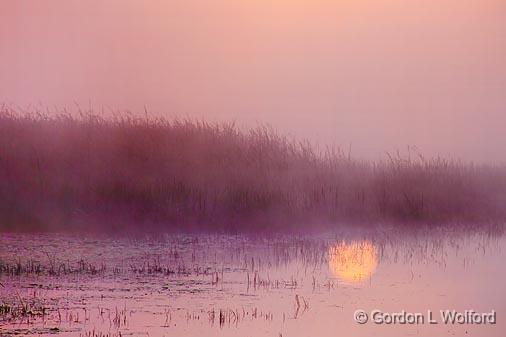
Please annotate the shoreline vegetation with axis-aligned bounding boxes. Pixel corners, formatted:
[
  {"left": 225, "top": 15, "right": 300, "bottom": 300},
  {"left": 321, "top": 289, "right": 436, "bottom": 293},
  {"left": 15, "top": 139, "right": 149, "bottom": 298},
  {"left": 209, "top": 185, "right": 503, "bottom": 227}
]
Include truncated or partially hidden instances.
[{"left": 0, "top": 107, "right": 505, "bottom": 232}]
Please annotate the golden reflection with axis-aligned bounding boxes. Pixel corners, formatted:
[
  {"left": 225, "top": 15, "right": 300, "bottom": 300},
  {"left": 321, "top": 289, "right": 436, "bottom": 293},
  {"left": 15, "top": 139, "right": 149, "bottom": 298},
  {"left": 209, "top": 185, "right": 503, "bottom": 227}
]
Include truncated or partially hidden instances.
[{"left": 328, "top": 240, "right": 378, "bottom": 283}]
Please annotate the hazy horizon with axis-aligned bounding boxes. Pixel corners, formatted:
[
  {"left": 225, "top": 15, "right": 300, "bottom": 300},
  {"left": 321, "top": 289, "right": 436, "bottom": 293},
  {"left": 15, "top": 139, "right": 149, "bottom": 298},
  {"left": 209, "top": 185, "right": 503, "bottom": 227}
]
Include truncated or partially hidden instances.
[{"left": 1, "top": 0, "right": 505, "bottom": 163}]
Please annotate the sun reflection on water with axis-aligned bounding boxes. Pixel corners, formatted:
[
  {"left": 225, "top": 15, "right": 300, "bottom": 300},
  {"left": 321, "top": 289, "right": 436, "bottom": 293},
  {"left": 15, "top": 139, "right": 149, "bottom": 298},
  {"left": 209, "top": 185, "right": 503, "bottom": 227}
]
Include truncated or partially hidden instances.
[{"left": 328, "top": 240, "right": 378, "bottom": 283}]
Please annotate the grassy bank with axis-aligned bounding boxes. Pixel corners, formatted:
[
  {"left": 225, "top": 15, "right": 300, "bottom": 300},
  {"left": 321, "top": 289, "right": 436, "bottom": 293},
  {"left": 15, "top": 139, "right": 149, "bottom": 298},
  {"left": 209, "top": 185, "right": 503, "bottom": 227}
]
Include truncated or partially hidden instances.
[{"left": 0, "top": 107, "right": 505, "bottom": 232}]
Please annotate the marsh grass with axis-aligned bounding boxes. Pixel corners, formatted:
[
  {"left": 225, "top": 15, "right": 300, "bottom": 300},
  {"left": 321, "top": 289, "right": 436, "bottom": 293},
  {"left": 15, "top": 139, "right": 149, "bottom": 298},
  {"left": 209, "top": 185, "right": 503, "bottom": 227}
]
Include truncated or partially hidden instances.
[
  {"left": 0, "top": 298, "right": 48, "bottom": 323},
  {"left": 0, "top": 106, "right": 505, "bottom": 231},
  {"left": 0, "top": 258, "right": 106, "bottom": 277}
]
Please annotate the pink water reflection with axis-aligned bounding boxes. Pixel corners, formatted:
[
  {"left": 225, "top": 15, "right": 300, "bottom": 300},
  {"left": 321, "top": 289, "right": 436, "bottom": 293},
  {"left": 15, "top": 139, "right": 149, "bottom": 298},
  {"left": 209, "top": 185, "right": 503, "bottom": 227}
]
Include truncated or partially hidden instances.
[{"left": 0, "top": 230, "right": 505, "bottom": 337}]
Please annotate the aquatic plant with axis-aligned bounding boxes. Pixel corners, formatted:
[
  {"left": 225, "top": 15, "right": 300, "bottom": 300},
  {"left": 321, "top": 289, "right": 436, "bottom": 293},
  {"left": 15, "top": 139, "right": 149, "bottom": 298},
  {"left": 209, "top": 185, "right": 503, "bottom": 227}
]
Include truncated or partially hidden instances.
[{"left": 0, "top": 106, "right": 505, "bottom": 232}]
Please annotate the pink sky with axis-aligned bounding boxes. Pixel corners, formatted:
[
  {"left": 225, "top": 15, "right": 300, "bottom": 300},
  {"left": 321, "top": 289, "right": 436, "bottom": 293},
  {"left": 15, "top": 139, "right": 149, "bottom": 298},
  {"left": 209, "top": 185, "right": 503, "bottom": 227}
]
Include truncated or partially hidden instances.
[{"left": 1, "top": 0, "right": 505, "bottom": 162}]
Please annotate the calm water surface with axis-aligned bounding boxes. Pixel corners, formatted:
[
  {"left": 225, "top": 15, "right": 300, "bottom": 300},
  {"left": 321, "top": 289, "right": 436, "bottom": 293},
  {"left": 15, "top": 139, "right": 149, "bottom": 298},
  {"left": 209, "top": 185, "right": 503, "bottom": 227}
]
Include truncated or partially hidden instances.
[{"left": 0, "top": 226, "right": 504, "bottom": 337}]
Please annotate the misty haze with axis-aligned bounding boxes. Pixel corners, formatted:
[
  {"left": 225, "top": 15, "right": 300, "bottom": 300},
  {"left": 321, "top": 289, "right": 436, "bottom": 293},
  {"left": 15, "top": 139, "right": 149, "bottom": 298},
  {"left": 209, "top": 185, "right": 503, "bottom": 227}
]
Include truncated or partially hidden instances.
[{"left": 1, "top": 1, "right": 505, "bottom": 337}]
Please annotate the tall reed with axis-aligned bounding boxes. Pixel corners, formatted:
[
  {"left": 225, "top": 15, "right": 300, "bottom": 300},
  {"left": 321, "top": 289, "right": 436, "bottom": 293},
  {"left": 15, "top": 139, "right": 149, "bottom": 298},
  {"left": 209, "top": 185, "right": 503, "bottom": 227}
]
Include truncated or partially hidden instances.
[{"left": 0, "top": 107, "right": 504, "bottom": 231}]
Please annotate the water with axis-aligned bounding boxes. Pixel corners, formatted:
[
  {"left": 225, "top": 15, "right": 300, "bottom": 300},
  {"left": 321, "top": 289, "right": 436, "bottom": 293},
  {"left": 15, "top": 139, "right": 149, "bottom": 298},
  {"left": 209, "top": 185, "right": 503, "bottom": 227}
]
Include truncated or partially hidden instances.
[{"left": 0, "top": 226, "right": 504, "bottom": 337}]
